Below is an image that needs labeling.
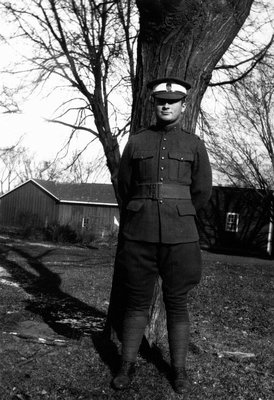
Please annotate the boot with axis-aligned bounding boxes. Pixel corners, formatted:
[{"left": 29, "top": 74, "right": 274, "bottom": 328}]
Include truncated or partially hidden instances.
[
  {"left": 168, "top": 320, "right": 192, "bottom": 394},
  {"left": 112, "top": 313, "right": 147, "bottom": 390},
  {"left": 172, "top": 366, "right": 191, "bottom": 394},
  {"left": 112, "top": 361, "right": 135, "bottom": 390}
]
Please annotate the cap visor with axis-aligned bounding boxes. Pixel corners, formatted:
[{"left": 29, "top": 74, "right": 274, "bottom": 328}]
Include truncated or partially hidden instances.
[{"left": 153, "top": 92, "right": 185, "bottom": 100}]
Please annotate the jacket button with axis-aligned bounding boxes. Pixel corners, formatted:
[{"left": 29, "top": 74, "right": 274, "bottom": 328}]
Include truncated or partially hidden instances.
[
  {"left": 161, "top": 156, "right": 165, "bottom": 160},
  {"left": 160, "top": 166, "right": 164, "bottom": 170},
  {"left": 162, "top": 147, "right": 166, "bottom": 150},
  {"left": 160, "top": 177, "right": 163, "bottom": 181},
  {"left": 159, "top": 200, "right": 163, "bottom": 204}
]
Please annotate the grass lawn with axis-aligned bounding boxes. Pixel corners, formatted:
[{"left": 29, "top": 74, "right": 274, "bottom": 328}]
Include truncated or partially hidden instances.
[{"left": 0, "top": 235, "right": 273, "bottom": 400}]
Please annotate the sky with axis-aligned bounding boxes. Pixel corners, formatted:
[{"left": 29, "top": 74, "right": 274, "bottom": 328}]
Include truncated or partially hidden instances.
[
  {"left": 0, "top": 60, "right": 100, "bottom": 161},
  {"left": 1, "top": 96, "right": 69, "bottom": 159}
]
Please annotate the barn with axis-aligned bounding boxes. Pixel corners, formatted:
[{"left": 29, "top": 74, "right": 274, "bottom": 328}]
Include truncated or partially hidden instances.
[{"left": 0, "top": 179, "right": 119, "bottom": 239}]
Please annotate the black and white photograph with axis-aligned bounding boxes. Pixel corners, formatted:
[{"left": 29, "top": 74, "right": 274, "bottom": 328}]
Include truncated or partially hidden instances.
[{"left": 0, "top": 1, "right": 273, "bottom": 399}]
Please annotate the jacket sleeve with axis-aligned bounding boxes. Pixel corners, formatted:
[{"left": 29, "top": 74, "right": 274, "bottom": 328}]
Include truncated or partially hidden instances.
[{"left": 190, "top": 138, "right": 212, "bottom": 211}]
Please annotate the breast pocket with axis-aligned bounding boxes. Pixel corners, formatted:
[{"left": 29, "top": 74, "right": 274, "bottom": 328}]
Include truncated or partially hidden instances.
[
  {"left": 168, "top": 152, "right": 194, "bottom": 182},
  {"left": 133, "top": 150, "right": 154, "bottom": 181}
]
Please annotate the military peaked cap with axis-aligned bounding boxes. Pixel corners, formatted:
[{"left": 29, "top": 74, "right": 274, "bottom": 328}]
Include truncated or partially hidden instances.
[{"left": 147, "top": 77, "right": 191, "bottom": 100}]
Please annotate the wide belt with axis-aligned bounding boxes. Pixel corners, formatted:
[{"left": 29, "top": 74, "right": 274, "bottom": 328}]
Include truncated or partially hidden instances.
[{"left": 131, "top": 183, "right": 191, "bottom": 200}]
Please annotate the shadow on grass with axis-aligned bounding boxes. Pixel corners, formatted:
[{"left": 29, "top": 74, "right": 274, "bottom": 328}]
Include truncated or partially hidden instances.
[
  {"left": 0, "top": 240, "right": 121, "bottom": 374},
  {"left": 0, "top": 239, "right": 170, "bottom": 380}
]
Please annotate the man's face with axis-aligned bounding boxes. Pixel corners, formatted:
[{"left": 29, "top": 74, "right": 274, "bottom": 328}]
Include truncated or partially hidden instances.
[{"left": 154, "top": 98, "right": 185, "bottom": 125}]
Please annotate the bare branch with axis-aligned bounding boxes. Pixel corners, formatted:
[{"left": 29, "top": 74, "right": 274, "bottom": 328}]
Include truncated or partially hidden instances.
[{"left": 210, "top": 35, "right": 274, "bottom": 86}]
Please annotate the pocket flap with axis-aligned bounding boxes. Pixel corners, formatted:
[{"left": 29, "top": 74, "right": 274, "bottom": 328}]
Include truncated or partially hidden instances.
[
  {"left": 126, "top": 199, "right": 144, "bottom": 212},
  {"left": 133, "top": 150, "right": 154, "bottom": 160},
  {"left": 168, "top": 152, "right": 194, "bottom": 162},
  {"left": 177, "top": 202, "right": 196, "bottom": 216}
]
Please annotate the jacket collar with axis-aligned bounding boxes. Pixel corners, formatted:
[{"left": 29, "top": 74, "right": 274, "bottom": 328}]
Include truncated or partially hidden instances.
[{"left": 155, "top": 120, "right": 181, "bottom": 132}]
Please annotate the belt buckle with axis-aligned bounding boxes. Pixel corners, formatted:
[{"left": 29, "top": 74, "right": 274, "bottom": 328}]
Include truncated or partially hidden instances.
[
  {"left": 150, "top": 183, "right": 157, "bottom": 199},
  {"left": 150, "top": 183, "right": 162, "bottom": 199}
]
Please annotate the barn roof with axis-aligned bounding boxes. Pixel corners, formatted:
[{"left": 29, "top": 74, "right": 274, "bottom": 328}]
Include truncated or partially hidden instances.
[{"left": 1, "top": 179, "right": 118, "bottom": 206}]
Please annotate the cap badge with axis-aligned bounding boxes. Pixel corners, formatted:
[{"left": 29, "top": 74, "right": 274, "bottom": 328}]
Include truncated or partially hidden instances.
[{"left": 166, "top": 83, "right": 172, "bottom": 92}]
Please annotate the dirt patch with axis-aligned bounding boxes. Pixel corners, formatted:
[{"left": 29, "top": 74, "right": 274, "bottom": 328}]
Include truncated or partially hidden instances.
[{"left": 0, "top": 235, "right": 273, "bottom": 399}]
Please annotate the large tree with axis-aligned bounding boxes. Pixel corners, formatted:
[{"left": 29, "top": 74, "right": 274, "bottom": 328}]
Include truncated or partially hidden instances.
[{"left": 132, "top": 0, "right": 259, "bottom": 132}]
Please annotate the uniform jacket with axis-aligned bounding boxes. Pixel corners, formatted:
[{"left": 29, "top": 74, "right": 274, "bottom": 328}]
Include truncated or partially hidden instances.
[{"left": 118, "top": 121, "right": 212, "bottom": 244}]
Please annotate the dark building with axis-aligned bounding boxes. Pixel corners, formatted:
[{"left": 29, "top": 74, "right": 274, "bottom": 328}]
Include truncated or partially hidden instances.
[{"left": 197, "top": 186, "right": 273, "bottom": 258}]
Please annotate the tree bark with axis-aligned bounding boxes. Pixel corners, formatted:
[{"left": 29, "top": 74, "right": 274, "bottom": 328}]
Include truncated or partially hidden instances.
[{"left": 132, "top": 0, "right": 254, "bottom": 134}]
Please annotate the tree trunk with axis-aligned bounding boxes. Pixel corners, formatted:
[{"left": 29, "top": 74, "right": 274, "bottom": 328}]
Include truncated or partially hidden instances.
[
  {"left": 132, "top": 0, "right": 254, "bottom": 133},
  {"left": 105, "top": 0, "right": 254, "bottom": 345},
  {"left": 92, "top": 88, "right": 121, "bottom": 203},
  {"left": 101, "top": 135, "right": 121, "bottom": 204}
]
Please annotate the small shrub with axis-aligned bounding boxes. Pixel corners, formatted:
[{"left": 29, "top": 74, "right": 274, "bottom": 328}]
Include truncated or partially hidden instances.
[
  {"left": 43, "top": 223, "right": 77, "bottom": 243},
  {"left": 16, "top": 211, "right": 41, "bottom": 239},
  {"left": 77, "top": 229, "right": 97, "bottom": 245}
]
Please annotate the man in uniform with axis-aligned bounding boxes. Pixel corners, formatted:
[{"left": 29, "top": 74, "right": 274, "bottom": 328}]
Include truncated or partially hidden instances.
[{"left": 112, "top": 77, "right": 212, "bottom": 394}]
